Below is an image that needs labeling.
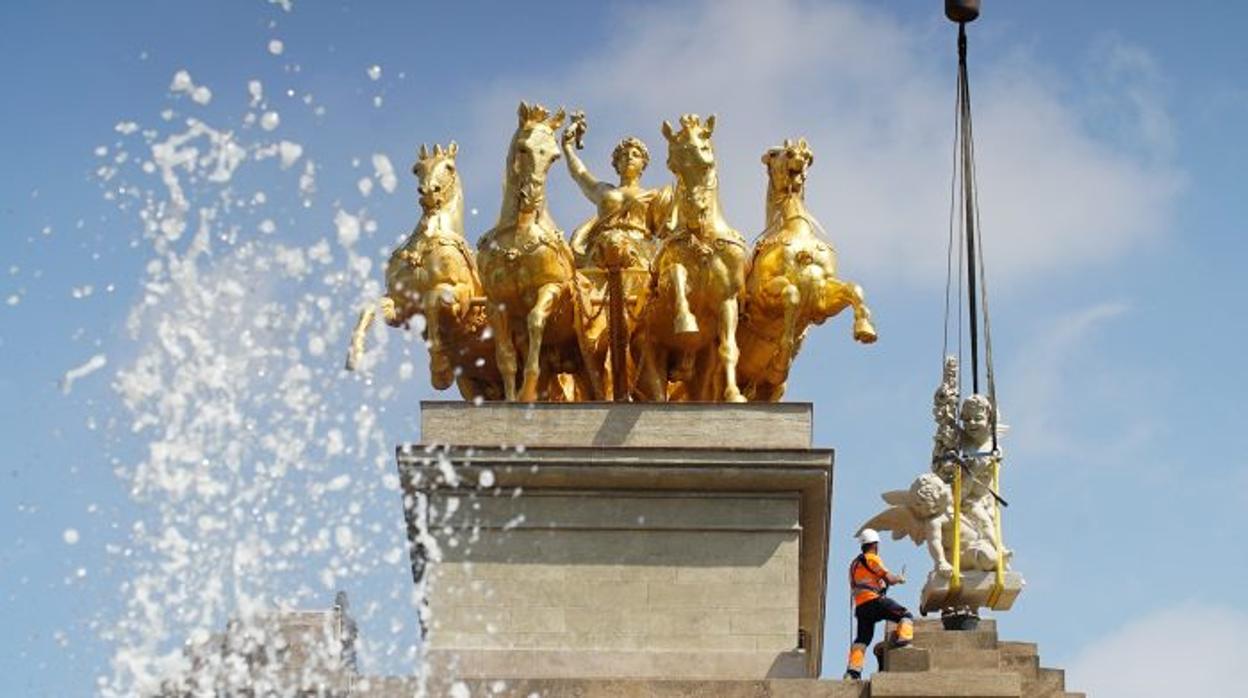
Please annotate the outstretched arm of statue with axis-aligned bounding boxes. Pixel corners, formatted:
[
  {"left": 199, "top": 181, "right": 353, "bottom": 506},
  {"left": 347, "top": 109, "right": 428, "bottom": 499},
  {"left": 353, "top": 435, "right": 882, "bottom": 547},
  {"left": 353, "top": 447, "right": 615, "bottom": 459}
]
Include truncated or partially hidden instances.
[
  {"left": 561, "top": 123, "right": 608, "bottom": 206},
  {"left": 925, "top": 515, "right": 954, "bottom": 574}
]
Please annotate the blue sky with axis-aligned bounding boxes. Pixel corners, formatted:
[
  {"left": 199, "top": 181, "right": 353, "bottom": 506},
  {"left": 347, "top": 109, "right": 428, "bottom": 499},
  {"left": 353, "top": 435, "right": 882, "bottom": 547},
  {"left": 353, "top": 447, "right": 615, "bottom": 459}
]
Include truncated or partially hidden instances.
[{"left": 1, "top": 1, "right": 1245, "bottom": 695}]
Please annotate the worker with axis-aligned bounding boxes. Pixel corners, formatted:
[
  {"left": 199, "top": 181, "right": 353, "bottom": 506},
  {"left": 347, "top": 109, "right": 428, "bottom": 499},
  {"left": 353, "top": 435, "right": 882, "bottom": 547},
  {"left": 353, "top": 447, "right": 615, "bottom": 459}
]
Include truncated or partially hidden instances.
[{"left": 844, "top": 528, "right": 914, "bottom": 680}]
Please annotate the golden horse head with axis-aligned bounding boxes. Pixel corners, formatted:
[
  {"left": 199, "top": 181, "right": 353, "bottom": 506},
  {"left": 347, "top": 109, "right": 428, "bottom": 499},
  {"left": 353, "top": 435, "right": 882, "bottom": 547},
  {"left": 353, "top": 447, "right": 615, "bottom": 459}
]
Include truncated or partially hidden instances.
[
  {"left": 661, "top": 113, "right": 716, "bottom": 180},
  {"left": 763, "top": 137, "right": 814, "bottom": 196},
  {"left": 413, "top": 141, "right": 460, "bottom": 215},
  {"left": 507, "top": 102, "right": 566, "bottom": 215}
]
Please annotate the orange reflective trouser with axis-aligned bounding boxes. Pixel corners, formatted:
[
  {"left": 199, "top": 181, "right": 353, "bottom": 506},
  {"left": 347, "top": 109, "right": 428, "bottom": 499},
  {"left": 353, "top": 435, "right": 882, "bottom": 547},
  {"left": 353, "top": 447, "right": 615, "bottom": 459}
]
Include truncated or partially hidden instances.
[
  {"left": 846, "top": 597, "right": 915, "bottom": 675},
  {"left": 847, "top": 643, "right": 867, "bottom": 673}
]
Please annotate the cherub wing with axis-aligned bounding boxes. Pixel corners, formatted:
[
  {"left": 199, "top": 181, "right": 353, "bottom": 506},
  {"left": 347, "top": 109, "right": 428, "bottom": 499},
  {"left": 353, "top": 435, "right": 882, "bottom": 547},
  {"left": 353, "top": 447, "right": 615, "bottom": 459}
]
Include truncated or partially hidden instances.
[
  {"left": 860, "top": 492, "right": 929, "bottom": 546},
  {"left": 881, "top": 490, "right": 910, "bottom": 507}
]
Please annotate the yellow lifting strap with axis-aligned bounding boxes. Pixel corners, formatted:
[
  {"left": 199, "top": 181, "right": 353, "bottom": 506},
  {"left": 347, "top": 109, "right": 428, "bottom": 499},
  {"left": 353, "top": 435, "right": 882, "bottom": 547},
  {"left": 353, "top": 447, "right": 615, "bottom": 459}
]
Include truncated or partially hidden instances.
[
  {"left": 987, "top": 457, "right": 1006, "bottom": 608},
  {"left": 950, "top": 465, "right": 962, "bottom": 593}
]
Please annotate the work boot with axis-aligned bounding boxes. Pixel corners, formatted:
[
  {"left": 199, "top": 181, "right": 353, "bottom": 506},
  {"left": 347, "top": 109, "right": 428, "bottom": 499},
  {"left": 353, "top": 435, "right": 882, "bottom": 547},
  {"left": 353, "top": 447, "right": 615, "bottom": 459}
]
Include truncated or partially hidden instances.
[{"left": 894, "top": 618, "right": 914, "bottom": 647}]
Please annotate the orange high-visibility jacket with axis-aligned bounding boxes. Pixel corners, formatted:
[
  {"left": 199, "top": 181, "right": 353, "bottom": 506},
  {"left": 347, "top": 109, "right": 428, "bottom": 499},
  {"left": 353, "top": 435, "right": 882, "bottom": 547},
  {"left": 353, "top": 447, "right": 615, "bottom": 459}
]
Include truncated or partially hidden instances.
[{"left": 849, "top": 552, "right": 891, "bottom": 607}]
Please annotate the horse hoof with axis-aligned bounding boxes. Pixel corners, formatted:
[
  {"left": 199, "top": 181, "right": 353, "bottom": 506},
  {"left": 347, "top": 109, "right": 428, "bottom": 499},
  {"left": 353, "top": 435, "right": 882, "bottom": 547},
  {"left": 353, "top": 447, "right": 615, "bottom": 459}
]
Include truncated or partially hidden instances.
[
  {"left": 431, "top": 369, "right": 455, "bottom": 391},
  {"left": 674, "top": 314, "right": 699, "bottom": 335},
  {"left": 854, "top": 321, "right": 878, "bottom": 344},
  {"left": 724, "top": 388, "right": 747, "bottom": 403},
  {"left": 519, "top": 378, "right": 540, "bottom": 403},
  {"left": 431, "top": 351, "right": 453, "bottom": 376}
]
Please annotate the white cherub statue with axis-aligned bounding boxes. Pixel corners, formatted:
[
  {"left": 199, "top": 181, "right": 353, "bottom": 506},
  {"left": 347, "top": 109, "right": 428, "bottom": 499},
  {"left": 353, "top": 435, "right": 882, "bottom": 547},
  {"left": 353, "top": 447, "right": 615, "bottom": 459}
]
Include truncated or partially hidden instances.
[
  {"left": 861, "top": 356, "right": 1013, "bottom": 579},
  {"left": 860, "top": 472, "right": 955, "bottom": 575},
  {"left": 860, "top": 469, "right": 1010, "bottom": 577}
]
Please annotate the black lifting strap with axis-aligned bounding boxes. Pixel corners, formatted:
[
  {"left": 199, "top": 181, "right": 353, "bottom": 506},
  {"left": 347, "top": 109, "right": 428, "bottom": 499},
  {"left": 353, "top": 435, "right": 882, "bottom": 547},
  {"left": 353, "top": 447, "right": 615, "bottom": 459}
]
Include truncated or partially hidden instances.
[
  {"left": 955, "top": 19, "right": 1006, "bottom": 503},
  {"left": 958, "top": 22, "right": 981, "bottom": 398}
]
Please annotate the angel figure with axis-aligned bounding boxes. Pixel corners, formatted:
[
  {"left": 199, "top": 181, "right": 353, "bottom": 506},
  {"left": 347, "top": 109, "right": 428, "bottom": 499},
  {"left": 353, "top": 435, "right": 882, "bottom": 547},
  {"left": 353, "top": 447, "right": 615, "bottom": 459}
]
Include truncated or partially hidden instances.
[
  {"left": 928, "top": 357, "right": 1007, "bottom": 549},
  {"left": 860, "top": 469, "right": 1009, "bottom": 577},
  {"left": 954, "top": 393, "right": 1002, "bottom": 547},
  {"left": 860, "top": 473, "right": 955, "bottom": 575}
]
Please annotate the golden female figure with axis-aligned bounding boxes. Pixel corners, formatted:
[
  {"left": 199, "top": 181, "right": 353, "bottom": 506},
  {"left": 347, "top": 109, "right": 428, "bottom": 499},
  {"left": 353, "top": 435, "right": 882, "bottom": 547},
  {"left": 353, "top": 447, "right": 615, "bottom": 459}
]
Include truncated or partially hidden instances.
[{"left": 559, "top": 113, "right": 659, "bottom": 399}]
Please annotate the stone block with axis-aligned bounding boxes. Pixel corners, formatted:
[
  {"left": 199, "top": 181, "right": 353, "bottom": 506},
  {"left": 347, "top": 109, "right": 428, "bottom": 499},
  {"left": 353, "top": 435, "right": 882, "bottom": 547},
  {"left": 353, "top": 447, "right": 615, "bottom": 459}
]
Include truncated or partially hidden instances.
[
  {"left": 883, "top": 646, "right": 932, "bottom": 673},
  {"left": 914, "top": 618, "right": 997, "bottom": 635},
  {"left": 730, "top": 608, "right": 798, "bottom": 635},
  {"left": 646, "top": 608, "right": 734, "bottom": 636},
  {"left": 1023, "top": 667, "right": 1066, "bottom": 697},
  {"left": 507, "top": 606, "right": 566, "bottom": 633},
  {"left": 869, "top": 670, "right": 1022, "bottom": 697},
  {"left": 920, "top": 571, "right": 1025, "bottom": 615},
  {"left": 927, "top": 649, "right": 1004, "bottom": 672},
  {"left": 424, "top": 648, "right": 813, "bottom": 681},
  {"left": 417, "top": 677, "right": 868, "bottom": 697},
  {"left": 420, "top": 400, "right": 813, "bottom": 449},
  {"left": 997, "top": 642, "right": 1038, "bottom": 680},
  {"left": 401, "top": 402, "right": 834, "bottom": 679},
  {"left": 753, "top": 633, "right": 796, "bottom": 651}
]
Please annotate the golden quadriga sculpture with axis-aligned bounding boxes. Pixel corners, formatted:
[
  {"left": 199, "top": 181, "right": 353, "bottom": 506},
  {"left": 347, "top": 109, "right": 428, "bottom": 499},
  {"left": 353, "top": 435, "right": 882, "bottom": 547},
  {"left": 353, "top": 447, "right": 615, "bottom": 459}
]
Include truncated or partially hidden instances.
[{"left": 346, "top": 102, "right": 876, "bottom": 402}]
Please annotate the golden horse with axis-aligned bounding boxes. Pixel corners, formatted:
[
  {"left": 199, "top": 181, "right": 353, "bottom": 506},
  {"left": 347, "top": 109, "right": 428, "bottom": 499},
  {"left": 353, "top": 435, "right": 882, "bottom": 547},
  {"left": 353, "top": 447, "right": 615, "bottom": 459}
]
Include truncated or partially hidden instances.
[
  {"left": 345, "top": 142, "right": 502, "bottom": 401},
  {"left": 737, "top": 138, "right": 876, "bottom": 401},
  {"left": 477, "top": 102, "right": 604, "bottom": 402},
  {"left": 636, "top": 114, "right": 748, "bottom": 402}
]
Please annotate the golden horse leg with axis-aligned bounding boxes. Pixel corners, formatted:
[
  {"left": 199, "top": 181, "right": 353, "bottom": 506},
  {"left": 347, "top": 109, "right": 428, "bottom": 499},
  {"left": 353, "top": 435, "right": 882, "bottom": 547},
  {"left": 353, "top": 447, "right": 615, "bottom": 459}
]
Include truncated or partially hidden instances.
[
  {"left": 455, "top": 374, "right": 479, "bottom": 402},
  {"left": 822, "top": 279, "right": 878, "bottom": 344},
  {"left": 670, "top": 262, "right": 699, "bottom": 335},
  {"left": 489, "top": 303, "right": 519, "bottom": 401},
  {"left": 635, "top": 336, "right": 667, "bottom": 402},
  {"left": 520, "top": 282, "right": 562, "bottom": 402},
  {"left": 346, "top": 304, "right": 376, "bottom": 371},
  {"left": 774, "top": 281, "right": 801, "bottom": 373},
  {"left": 573, "top": 285, "right": 609, "bottom": 401},
  {"left": 424, "top": 285, "right": 455, "bottom": 390},
  {"left": 345, "top": 296, "right": 397, "bottom": 371},
  {"left": 719, "top": 298, "right": 746, "bottom": 402}
]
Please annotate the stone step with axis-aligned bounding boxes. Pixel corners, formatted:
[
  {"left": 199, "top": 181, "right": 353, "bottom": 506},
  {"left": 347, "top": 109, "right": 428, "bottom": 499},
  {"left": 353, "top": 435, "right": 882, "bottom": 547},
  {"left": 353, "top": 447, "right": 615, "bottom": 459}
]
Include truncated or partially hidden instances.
[
  {"left": 869, "top": 670, "right": 1021, "bottom": 698},
  {"left": 911, "top": 630, "right": 999, "bottom": 651},
  {"left": 896, "top": 620, "right": 1000, "bottom": 650},
  {"left": 997, "top": 642, "right": 1039, "bottom": 680},
  {"left": 415, "top": 677, "right": 869, "bottom": 697},
  {"left": 1021, "top": 668, "right": 1066, "bottom": 698},
  {"left": 998, "top": 642, "right": 1037, "bottom": 658},
  {"left": 881, "top": 646, "right": 1004, "bottom": 674},
  {"left": 880, "top": 646, "right": 931, "bottom": 673},
  {"left": 913, "top": 618, "right": 998, "bottom": 636},
  {"left": 929, "top": 649, "right": 1002, "bottom": 672}
]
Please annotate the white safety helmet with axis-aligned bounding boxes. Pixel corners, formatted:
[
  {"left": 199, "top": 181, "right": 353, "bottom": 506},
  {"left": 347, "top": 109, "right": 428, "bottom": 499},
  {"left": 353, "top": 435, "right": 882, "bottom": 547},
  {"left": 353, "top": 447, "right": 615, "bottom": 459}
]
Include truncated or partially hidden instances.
[{"left": 858, "top": 528, "right": 880, "bottom": 545}]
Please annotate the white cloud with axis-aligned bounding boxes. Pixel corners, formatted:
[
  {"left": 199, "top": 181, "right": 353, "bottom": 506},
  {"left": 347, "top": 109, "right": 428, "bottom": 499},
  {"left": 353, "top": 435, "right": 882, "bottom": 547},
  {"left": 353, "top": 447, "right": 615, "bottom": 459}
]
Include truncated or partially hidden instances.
[
  {"left": 1006, "top": 301, "right": 1131, "bottom": 457},
  {"left": 459, "top": 0, "right": 1181, "bottom": 289},
  {"left": 1067, "top": 602, "right": 1248, "bottom": 697}
]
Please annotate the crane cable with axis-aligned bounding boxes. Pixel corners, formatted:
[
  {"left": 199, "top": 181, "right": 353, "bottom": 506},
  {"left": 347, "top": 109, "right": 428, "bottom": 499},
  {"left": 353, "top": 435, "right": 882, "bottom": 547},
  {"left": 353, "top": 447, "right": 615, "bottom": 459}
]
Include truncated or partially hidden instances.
[{"left": 943, "top": 17, "right": 1008, "bottom": 608}]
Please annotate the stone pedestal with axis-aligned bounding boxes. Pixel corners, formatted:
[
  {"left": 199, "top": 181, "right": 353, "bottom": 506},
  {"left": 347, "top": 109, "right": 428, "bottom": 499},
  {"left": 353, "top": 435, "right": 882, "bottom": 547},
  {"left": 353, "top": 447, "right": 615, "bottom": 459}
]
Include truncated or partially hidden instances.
[
  {"left": 872, "top": 618, "right": 1084, "bottom": 698},
  {"left": 920, "top": 570, "right": 1026, "bottom": 615},
  {"left": 398, "top": 401, "right": 833, "bottom": 682}
]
